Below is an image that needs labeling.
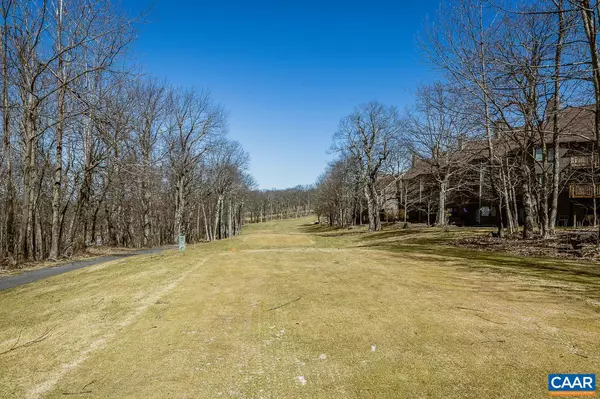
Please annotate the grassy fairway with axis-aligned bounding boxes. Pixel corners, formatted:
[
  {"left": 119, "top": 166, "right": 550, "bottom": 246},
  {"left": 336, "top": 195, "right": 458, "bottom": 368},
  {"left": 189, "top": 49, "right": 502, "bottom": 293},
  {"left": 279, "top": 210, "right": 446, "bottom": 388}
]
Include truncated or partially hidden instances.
[{"left": 1, "top": 217, "right": 599, "bottom": 398}]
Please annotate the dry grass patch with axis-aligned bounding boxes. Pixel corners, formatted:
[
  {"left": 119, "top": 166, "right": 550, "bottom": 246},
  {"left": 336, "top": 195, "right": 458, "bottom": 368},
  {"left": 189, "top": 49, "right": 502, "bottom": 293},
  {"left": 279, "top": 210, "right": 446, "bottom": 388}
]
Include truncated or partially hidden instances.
[
  {"left": 0, "top": 217, "right": 599, "bottom": 398},
  {"left": 241, "top": 233, "right": 314, "bottom": 248},
  {"left": 0, "top": 248, "right": 218, "bottom": 398}
]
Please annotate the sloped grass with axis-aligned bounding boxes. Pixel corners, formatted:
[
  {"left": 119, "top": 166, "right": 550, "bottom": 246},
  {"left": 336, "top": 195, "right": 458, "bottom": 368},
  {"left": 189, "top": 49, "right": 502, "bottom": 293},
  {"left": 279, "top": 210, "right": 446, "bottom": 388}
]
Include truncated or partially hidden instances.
[
  {"left": 353, "top": 229, "right": 600, "bottom": 302},
  {"left": 0, "top": 217, "right": 598, "bottom": 398},
  {"left": 40, "top": 249, "right": 600, "bottom": 398},
  {"left": 305, "top": 221, "right": 600, "bottom": 301}
]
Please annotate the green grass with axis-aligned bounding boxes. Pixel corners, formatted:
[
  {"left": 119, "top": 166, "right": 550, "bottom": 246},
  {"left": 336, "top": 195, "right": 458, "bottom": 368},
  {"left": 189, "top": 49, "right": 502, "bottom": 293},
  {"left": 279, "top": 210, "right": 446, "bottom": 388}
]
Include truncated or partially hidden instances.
[{"left": 0, "top": 216, "right": 598, "bottom": 398}]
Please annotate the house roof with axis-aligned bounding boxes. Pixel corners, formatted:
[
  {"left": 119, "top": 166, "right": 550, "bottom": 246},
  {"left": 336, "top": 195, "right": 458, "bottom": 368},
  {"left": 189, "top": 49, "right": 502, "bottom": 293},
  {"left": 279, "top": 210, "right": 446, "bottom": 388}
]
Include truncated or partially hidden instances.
[
  {"left": 542, "top": 105, "right": 595, "bottom": 143},
  {"left": 402, "top": 105, "right": 597, "bottom": 180}
]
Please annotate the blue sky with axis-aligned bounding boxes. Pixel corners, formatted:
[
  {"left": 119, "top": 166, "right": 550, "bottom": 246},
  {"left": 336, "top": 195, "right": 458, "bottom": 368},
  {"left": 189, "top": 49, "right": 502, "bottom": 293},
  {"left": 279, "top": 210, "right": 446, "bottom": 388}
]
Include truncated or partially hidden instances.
[{"left": 125, "top": 0, "right": 441, "bottom": 189}]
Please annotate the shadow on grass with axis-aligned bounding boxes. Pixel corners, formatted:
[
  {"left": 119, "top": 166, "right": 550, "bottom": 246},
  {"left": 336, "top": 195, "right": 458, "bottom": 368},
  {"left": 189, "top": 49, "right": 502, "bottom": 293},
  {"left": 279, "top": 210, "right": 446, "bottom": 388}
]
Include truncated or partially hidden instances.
[
  {"left": 298, "top": 224, "right": 370, "bottom": 237},
  {"left": 303, "top": 224, "right": 599, "bottom": 277},
  {"left": 297, "top": 221, "right": 600, "bottom": 299},
  {"left": 298, "top": 223, "right": 342, "bottom": 234},
  {"left": 358, "top": 229, "right": 430, "bottom": 241},
  {"left": 311, "top": 226, "right": 600, "bottom": 301},
  {"left": 362, "top": 240, "right": 600, "bottom": 295}
]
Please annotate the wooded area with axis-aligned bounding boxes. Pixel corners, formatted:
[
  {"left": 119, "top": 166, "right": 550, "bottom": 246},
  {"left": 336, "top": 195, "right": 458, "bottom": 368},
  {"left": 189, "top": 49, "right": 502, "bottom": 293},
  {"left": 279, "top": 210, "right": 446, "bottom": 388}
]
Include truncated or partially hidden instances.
[
  {"left": 0, "top": 0, "right": 261, "bottom": 266},
  {"left": 5, "top": 0, "right": 600, "bottom": 267},
  {"left": 315, "top": 0, "right": 600, "bottom": 241},
  {"left": 245, "top": 186, "right": 315, "bottom": 223}
]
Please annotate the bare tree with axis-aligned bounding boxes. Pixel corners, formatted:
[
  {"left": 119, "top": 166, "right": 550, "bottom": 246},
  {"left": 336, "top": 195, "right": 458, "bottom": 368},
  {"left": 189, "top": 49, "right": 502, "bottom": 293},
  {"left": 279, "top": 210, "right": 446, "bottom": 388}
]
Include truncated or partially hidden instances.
[
  {"left": 48, "top": 0, "right": 135, "bottom": 259},
  {"left": 165, "top": 88, "right": 225, "bottom": 244},
  {"left": 404, "top": 83, "right": 476, "bottom": 226},
  {"left": 421, "top": 0, "right": 518, "bottom": 234},
  {"left": 332, "top": 102, "right": 401, "bottom": 231},
  {"left": 129, "top": 79, "right": 166, "bottom": 247},
  {"left": 0, "top": 0, "right": 15, "bottom": 260}
]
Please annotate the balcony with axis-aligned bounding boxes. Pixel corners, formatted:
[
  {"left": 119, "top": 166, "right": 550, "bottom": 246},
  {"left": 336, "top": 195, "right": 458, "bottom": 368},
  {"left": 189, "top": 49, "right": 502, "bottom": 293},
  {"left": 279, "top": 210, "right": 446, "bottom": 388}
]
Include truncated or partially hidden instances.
[
  {"left": 570, "top": 155, "right": 600, "bottom": 168},
  {"left": 569, "top": 183, "right": 600, "bottom": 198}
]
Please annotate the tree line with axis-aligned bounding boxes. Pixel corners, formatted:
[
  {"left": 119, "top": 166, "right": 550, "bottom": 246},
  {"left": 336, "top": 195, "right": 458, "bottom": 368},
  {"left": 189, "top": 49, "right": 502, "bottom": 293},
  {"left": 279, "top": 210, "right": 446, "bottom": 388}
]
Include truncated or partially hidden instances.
[
  {"left": 0, "top": 0, "right": 254, "bottom": 266},
  {"left": 244, "top": 186, "right": 315, "bottom": 223},
  {"left": 315, "top": 0, "right": 600, "bottom": 239}
]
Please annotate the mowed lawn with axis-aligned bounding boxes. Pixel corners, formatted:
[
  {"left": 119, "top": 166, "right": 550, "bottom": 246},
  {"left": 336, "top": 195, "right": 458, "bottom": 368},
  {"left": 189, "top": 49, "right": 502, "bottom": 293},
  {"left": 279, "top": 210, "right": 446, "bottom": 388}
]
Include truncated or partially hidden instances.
[{"left": 0, "top": 218, "right": 599, "bottom": 398}]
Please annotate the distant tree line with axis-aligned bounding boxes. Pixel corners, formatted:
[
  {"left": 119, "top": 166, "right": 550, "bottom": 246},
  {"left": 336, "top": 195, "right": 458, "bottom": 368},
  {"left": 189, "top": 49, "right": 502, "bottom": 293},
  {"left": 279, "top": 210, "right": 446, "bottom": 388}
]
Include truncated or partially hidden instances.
[
  {"left": 0, "top": 0, "right": 254, "bottom": 266},
  {"left": 245, "top": 186, "right": 315, "bottom": 222},
  {"left": 316, "top": 0, "right": 600, "bottom": 240}
]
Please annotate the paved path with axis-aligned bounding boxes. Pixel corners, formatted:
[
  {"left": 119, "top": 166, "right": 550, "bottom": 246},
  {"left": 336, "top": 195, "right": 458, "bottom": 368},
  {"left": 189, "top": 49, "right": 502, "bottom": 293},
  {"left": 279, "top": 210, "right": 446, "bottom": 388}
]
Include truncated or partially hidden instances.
[{"left": 0, "top": 247, "right": 170, "bottom": 291}]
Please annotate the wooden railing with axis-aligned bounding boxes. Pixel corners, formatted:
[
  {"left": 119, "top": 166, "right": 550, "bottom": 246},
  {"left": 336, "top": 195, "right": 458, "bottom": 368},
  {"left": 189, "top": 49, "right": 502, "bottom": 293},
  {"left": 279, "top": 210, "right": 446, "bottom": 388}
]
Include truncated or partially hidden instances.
[
  {"left": 569, "top": 183, "right": 600, "bottom": 198},
  {"left": 570, "top": 155, "right": 600, "bottom": 168}
]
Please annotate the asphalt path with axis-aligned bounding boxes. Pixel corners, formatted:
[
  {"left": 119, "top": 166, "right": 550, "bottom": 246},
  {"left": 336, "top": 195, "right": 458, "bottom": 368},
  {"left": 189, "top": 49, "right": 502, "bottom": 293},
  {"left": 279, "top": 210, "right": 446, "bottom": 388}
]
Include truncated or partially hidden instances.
[{"left": 0, "top": 247, "right": 170, "bottom": 291}]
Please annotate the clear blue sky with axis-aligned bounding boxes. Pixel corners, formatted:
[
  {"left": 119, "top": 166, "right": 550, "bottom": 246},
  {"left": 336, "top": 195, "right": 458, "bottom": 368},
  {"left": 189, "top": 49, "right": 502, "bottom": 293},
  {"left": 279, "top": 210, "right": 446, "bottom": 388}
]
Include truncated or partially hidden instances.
[{"left": 124, "top": 0, "right": 440, "bottom": 189}]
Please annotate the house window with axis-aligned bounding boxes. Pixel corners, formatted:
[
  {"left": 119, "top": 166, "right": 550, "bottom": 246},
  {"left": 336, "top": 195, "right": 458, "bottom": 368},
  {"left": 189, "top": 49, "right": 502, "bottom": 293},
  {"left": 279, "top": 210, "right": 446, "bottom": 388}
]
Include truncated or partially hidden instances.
[{"left": 535, "top": 147, "right": 554, "bottom": 161}]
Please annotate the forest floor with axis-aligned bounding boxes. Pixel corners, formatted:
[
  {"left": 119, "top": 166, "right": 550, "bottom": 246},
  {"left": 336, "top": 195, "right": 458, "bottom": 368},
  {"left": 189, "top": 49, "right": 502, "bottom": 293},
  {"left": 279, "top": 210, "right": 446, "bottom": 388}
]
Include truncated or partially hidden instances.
[
  {"left": 453, "top": 227, "right": 600, "bottom": 261},
  {"left": 0, "top": 217, "right": 598, "bottom": 398}
]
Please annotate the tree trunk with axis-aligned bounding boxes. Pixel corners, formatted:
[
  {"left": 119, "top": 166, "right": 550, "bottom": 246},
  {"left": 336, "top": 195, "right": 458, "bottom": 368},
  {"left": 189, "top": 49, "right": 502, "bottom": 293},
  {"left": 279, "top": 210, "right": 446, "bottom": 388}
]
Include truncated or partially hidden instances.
[
  {"left": 549, "top": 1, "right": 564, "bottom": 235},
  {"left": 364, "top": 181, "right": 381, "bottom": 231},
  {"left": 202, "top": 202, "right": 211, "bottom": 241},
  {"left": 403, "top": 182, "right": 408, "bottom": 224},
  {"left": 396, "top": 177, "right": 403, "bottom": 221},
  {"left": 227, "top": 199, "right": 233, "bottom": 238},
  {"left": 142, "top": 177, "right": 151, "bottom": 246},
  {"left": 521, "top": 164, "right": 535, "bottom": 239},
  {"left": 49, "top": 0, "right": 66, "bottom": 260},
  {"left": 436, "top": 179, "right": 447, "bottom": 226},
  {"left": 502, "top": 162, "right": 517, "bottom": 233},
  {"left": 18, "top": 105, "right": 37, "bottom": 261},
  {"left": 213, "top": 194, "right": 223, "bottom": 240},
  {"left": 173, "top": 175, "right": 185, "bottom": 243},
  {"left": 1, "top": 7, "right": 14, "bottom": 261},
  {"left": 479, "top": 22, "right": 505, "bottom": 236}
]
